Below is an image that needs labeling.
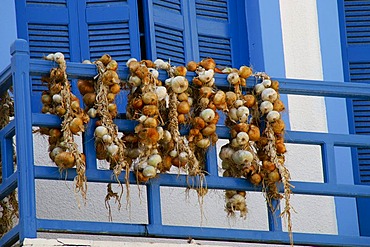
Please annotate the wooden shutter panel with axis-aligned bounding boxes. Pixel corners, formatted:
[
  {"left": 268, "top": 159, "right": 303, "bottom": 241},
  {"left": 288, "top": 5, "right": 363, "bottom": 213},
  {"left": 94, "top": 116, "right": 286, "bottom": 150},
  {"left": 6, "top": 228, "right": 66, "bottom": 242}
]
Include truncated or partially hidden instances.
[
  {"left": 78, "top": 0, "right": 141, "bottom": 64},
  {"left": 344, "top": 0, "right": 370, "bottom": 185},
  {"left": 144, "top": 0, "right": 249, "bottom": 67},
  {"left": 15, "top": 0, "right": 140, "bottom": 112},
  {"left": 342, "top": 0, "right": 370, "bottom": 236},
  {"left": 15, "top": 0, "right": 81, "bottom": 114}
]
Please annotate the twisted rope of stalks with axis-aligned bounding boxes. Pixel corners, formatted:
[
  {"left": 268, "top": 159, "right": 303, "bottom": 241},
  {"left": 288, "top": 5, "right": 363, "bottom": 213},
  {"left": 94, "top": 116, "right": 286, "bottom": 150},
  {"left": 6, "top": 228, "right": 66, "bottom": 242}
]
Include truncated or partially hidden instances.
[
  {"left": 94, "top": 61, "right": 129, "bottom": 209},
  {"left": 59, "top": 62, "right": 87, "bottom": 203},
  {"left": 264, "top": 122, "right": 293, "bottom": 246},
  {"left": 168, "top": 91, "right": 200, "bottom": 176}
]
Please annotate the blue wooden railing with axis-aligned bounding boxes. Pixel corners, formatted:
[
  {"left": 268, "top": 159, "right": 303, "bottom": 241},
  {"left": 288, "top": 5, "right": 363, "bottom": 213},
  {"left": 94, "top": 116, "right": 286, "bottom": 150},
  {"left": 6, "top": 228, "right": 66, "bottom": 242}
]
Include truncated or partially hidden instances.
[{"left": 1, "top": 39, "right": 370, "bottom": 246}]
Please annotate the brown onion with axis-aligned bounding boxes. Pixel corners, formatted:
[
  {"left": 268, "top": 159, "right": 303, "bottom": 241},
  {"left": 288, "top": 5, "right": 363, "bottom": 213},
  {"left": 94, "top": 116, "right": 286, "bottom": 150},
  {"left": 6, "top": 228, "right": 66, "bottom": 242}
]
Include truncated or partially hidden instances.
[
  {"left": 54, "top": 151, "right": 75, "bottom": 169},
  {"left": 77, "top": 80, "right": 94, "bottom": 95},
  {"left": 110, "top": 83, "right": 121, "bottom": 94},
  {"left": 69, "top": 117, "right": 83, "bottom": 134},
  {"left": 177, "top": 101, "right": 190, "bottom": 114},
  {"left": 187, "top": 61, "right": 198, "bottom": 72},
  {"left": 83, "top": 93, "right": 96, "bottom": 107}
]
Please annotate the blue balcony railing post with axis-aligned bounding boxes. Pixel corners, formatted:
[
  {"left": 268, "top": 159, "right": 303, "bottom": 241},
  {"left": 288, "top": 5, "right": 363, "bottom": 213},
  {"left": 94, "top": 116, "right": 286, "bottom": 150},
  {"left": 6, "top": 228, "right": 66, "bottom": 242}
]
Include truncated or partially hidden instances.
[{"left": 10, "top": 39, "right": 37, "bottom": 241}]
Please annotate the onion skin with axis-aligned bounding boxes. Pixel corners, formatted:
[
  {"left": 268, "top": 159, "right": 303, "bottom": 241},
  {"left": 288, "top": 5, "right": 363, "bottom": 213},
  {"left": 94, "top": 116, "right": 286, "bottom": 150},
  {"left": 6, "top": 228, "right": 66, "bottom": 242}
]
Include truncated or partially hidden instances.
[
  {"left": 110, "top": 83, "right": 121, "bottom": 94},
  {"left": 54, "top": 151, "right": 75, "bottom": 169},
  {"left": 187, "top": 61, "right": 197, "bottom": 72},
  {"left": 177, "top": 101, "right": 190, "bottom": 114},
  {"left": 77, "top": 80, "right": 94, "bottom": 95}
]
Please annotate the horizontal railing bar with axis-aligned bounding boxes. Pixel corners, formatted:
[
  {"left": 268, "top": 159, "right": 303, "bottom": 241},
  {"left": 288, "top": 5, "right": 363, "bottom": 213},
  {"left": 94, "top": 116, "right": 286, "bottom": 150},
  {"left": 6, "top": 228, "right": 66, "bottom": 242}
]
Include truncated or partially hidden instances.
[
  {"left": 35, "top": 218, "right": 370, "bottom": 247},
  {"left": 37, "top": 219, "right": 146, "bottom": 236},
  {"left": 149, "top": 225, "right": 370, "bottom": 247},
  {"left": 0, "top": 64, "right": 12, "bottom": 95},
  {"left": 34, "top": 166, "right": 370, "bottom": 198},
  {"left": 32, "top": 113, "right": 370, "bottom": 148},
  {"left": 285, "top": 129, "right": 370, "bottom": 147},
  {"left": 29, "top": 59, "right": 370, "bottom": 98},
  {"left": 0, "top": 172, "right": 18, "bottom": 201},
  {"left": 0, "top": 120, "right": 15, "bottom": 139},
  {"left": 0, "top": 224, "right": 20, "bottom": 247}
]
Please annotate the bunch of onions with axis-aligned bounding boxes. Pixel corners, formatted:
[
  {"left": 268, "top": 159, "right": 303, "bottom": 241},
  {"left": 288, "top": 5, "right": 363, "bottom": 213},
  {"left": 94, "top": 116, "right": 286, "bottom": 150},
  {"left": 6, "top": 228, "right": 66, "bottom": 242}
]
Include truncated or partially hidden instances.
[
  {"left": 41, "top": 52, "right": 89, "bottom": 200},
  {"left": 125, "top": 58, "right": 166, "bottom": 182},
  {"left": 252, "top": 74, "right": 291, "bottom": 215},
  {"left": 83, "top": 54, "right": 128, "bottom": 178},
  {"left": 219, "top": 65, "right": 265, "bottom": 217},
  {"left": 188, "top": 59, "right": 220, "bottom": 168}
]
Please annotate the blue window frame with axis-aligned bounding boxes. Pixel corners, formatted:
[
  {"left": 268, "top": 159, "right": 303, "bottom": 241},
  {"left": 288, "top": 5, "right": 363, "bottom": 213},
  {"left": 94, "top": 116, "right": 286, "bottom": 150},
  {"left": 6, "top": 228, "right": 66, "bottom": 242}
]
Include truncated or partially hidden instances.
[{"left": 338, "top": 0, "right": 370, "bottom": 236}]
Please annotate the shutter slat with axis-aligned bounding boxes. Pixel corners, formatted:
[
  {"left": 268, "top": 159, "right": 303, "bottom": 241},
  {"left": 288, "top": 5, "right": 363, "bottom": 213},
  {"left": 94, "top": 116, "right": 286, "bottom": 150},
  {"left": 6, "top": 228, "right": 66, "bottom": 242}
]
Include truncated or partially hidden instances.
[
  {"left": 153, "top": 0, "right": 181, "bottom": 13},
  {"left": 83, "top": 0, "right": 140, "bottom": 66},
  {"left": 345, "top": 1, "right": 370, "bottom": 45},
  {"left": 26, "top": 0, "right": 66, "bottom": 6},
  {"left": 145, "top": 0, "right": 248, "bottom": 67}
]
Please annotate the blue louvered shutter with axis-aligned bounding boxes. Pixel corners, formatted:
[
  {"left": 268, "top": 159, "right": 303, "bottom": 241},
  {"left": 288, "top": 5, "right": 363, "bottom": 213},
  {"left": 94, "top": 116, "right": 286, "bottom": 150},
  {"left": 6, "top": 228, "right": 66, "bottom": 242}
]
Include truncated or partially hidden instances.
[
  {"left": 15, "top": 0, "right": 140, "bottom": 112},
  {"left": 341, "top": 0, "right": 370, "bottom": 236},
  {"left": 15, "top": 0, "right": 79, "bottom": 101},
  {"left": 78, "top": 0, "right": 141, "bottom": 64},
  {"left": 144, "top": 0, "right": 249, "bottom": 67}
]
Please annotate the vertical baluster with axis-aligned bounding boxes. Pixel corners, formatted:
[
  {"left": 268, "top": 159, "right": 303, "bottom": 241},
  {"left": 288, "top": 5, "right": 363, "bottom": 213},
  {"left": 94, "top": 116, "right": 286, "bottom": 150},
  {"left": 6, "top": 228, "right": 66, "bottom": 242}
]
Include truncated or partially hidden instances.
[{"left": 11, "top": 39, "right": 37, "bottom": 240}]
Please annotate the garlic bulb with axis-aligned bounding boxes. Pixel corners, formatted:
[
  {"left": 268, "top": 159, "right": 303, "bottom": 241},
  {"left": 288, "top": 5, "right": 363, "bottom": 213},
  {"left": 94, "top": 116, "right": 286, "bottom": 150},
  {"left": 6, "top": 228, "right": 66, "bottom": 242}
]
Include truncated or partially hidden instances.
[
  {"left": 52, "top": 94, "right": 62, "bottom": 104},
  {"left": 126, "top": 58, "right": 137, "bottom": 67},
  {"left": 227, "top": 72, "right": 239, "bottom": 85},
  {"left": 234, "top": 99, "right": 244, "bottom": 108},
  {"left": 94, "top": 126, "right": 108, "bottom": 138},
  {"left": 261, "top": 88, "right": 278, "bottom": 102},
  {"left": 169, "top": 149, "right": 178, "bottom": 158},
  {"left": 162, "top": 130, "right": 172, "bottom": 143},
  {"left": 236, "top": 106, "right": 249, "bottom": 118},
  {"left": 54, "top": 52, "right": 65, "bottom": 64},
  {"left": 154, "top": 59, "right": 169, "bottom": 70},
  {"left": 102, "top": 134, "right": 113, "bottom": 144},
  {"left": 87, "top": 108, "right": 97, "bottom": 118},
  {"left": 148, "top": 154, "right": 162, "bottom": 167},
  {"left": 219, "top": 146, "right": 235, "bottom": 160},
  {"left": 228, "top": 108, "right": 239, "bottom": 122},
  {"left": 45, "top": 53, "right": 55, "bottom": 61},
  {"left": 254, "top": 83, "right": 265, "bottom": 94},
  {"left": 155, "top": 86, "right": 167, "bottom": 101},
  {"left": 129, "top": 75, "right": 141, "bottom": 87},
  {"left": 157, "top": 126, "right": 164, "bottom": 140},
  {"left": 171, "top": 76, "right": 188, "bottom": 93},
  {"left": 199, "top": 69, "right": 214, "bottom": 83},
  {"left": 143, "top": 165, "right": 157, "bottom": 178},
  {"left": 107, "top": 144, "right": 119, "bottom": 156},
  {"left": 200, "top": 108, "right": 215, "bottom": 122},
  {"left": 266, "top": 110, "right": 280, "bottom": 122},
  {"left": 262, "top": 79, "right": 271, "bottom": 87},
  {"left": 236, "top": 132, "right": 249, "bottom": 146},
  {"left": 232, "top": 150, "right": 253, "bottom": 165},
  {"left": 239, "top": 114, "right": 248, "bottom": 123},
  {"left": 165, "top": 78, "right": 172, "bottom": 86},
  {"left": 148, "top": 68, "right": 159, "bottom": 79},
  {"left": 260, "top": 101, "right": 273, "bottom": 114},
  {"left": 179, "top": 152, "right": 188, "bottom": 163}
]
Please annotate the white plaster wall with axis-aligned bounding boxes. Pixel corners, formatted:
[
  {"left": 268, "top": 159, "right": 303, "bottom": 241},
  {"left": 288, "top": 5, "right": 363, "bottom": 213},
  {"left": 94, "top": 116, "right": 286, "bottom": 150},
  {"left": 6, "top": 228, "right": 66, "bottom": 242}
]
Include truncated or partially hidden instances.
[{"left": 279, "top": 0, "right": 337, "bottom": 234}]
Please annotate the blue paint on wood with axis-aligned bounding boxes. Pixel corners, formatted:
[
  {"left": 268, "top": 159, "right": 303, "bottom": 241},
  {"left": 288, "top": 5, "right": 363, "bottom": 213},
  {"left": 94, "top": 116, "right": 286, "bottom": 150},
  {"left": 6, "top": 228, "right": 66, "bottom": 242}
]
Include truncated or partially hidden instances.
[{"left": 11, "top": 39, "right": 37, "bottom": 240}]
